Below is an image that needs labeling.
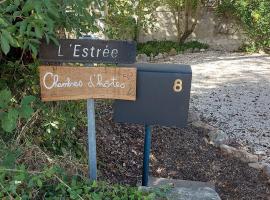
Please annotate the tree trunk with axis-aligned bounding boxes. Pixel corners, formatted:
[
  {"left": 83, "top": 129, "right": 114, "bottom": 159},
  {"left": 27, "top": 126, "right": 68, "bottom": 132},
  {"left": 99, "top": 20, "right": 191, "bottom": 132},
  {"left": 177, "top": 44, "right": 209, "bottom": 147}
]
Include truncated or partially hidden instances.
[
  {"left": 179, "top": 0, "right": 201, "bottom": 44},
  {"left": 179, "top": 30, "right": 193, "bottom": 43},
  {"left": 134, "top": 15, "right": 141, "bottom": 42},
  {"left": 173, "top": 6, "right": 182, "bottom": 43},
  {"left": 134, "top": 0, "right": 142, "bottom": 42},
  {"left": 104, "top": 0, "right": 108, "bottom": 39}
]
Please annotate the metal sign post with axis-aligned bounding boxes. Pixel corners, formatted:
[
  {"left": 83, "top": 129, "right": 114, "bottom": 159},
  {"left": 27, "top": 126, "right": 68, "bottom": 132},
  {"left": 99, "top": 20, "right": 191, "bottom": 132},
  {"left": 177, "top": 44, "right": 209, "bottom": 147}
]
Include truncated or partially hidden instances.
[
  {"left": 87, "top": 98, "right": 97, "bottom": 180},
  {"left": 80, "top": 36, "right": 97, "bottom": 181},
  {"left": 142, "top": 125, "right": 151, "bottom": 186},
  {"left": 79, "top": 36, "right": 136, "bottom": 181}
]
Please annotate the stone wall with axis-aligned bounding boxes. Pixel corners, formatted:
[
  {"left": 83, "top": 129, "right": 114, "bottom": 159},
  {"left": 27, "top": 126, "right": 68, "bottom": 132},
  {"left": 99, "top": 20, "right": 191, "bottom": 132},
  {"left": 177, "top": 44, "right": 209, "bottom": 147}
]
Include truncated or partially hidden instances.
[{"left": 139, "top": 7, "right": 245, "bottom": 51}]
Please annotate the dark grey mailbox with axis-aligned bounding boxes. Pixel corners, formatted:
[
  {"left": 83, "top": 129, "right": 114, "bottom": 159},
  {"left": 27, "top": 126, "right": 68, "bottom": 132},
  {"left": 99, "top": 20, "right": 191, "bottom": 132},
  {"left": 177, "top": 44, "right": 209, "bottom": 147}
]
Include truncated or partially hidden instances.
[{"left": 113, "top": 63, "right": 192, "bottom": 128}]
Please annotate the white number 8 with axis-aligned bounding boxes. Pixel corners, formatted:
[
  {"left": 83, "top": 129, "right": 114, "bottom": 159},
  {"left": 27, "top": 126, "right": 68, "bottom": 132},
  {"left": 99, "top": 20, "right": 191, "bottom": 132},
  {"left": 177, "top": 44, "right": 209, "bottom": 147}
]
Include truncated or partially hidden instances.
[{"left": 173, "top": 79, "right": 182, "bottom": 92}]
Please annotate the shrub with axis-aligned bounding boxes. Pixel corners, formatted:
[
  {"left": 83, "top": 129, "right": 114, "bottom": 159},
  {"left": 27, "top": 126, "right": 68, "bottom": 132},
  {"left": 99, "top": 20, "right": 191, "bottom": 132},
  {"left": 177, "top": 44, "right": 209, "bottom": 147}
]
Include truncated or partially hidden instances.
[
  {"left": 0, "top": 0, "right": 99, "bottom": 137},
  {"left": 137, "top": 40, "right": 209, "bottom": 56},
  {"left": 0, "top": 88, "right": 35, "bottom": 134},
  {"left": 0, "top": 0, "right": 99, "bottom": 57},
  {"left": 0, "top": 165, "right": 156, "bottom": 199},
  {"left": 217, "top": 0, "right": 270, "bottom": 51}
]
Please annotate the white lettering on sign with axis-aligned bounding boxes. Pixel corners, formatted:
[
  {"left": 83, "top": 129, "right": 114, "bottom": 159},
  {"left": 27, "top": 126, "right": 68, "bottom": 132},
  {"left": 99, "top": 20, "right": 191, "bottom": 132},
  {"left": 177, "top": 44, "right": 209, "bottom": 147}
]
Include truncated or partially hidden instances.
[
  {"left": 73, "top": 45, "right": 81, "bottom": 57},
  {"left": 43, "top": 72, "right": 83, "bottom": 90},
  {"left": 88, "top": 75, "right": 125, "bottom": 89},
  {"left": 43, "top": 72, "right": 125, "bottom": 90},
  {"left": 57, "top": 45, "right": 64, "bottom": 57},
  {"left": 56, "top": 44, "right": 119, "bottom": 59},
  {"left": 39, "top": 66, "right": 137, "bottom": 101}
]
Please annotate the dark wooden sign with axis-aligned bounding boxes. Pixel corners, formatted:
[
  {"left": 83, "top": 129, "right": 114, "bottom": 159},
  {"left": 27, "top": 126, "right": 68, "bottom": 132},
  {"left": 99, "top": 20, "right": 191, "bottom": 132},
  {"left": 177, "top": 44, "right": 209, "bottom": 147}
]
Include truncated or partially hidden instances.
[
  {"left": 39, "top": 66, "right": 137, "bottom": 101},
  {"left": 39, "top": 39, "right": 136, "bottom": 64}
]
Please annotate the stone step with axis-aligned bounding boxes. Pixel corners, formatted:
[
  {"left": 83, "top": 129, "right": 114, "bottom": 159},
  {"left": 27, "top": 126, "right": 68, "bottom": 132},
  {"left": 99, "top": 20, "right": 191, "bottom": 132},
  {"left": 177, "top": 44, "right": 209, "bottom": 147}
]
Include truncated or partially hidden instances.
[{"left": 140, "top": 177, "right": 221, "bottom": 200}]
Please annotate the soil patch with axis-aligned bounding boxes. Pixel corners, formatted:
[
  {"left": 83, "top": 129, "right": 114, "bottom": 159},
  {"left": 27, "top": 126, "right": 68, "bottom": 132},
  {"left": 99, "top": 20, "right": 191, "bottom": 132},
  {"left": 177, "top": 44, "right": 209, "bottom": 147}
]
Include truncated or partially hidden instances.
[{"left": 94, "top": 101, "right": 270, "bottom": 200}]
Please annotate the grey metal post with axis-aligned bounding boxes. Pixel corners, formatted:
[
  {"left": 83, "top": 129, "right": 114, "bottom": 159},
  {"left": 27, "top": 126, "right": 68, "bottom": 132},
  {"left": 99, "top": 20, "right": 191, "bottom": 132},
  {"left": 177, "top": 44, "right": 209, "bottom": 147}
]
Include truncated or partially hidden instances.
[
  {"left": 80, "top": 36, "right": 97, "bottom": 180},
  {"left": 87, "top": 98, "right": 97, "bottom": 180}
]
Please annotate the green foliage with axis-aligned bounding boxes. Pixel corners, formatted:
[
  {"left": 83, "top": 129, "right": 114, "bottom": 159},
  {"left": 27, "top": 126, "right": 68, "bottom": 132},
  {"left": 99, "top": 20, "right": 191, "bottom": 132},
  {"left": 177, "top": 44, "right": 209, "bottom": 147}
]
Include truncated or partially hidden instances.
[
  {"left": 217, "top": 0, "right": 270, "bottom": 50},
  {"left": 0, "top": 164, "right": 156, "bottom": 199},
  {"left": 0, "top": 0, "right": 99, "bottom": 57},
  {"left": 0, "top": 1, "right": 165, "bottom": 198},
  {"left": 0, "top": 0, "right": 100, "bottom": 138},
  {"left": 0, "top": 141, "right": 21, "bottom": 168},
  {"left": 1, "top": 109, "right": 18, "bottom": 133},
  {"left": 0, "top": 88, "right": 35, "bottom": 133},
  {"left": 0, "top": 89, "right": 11, "bottom": 109},
  {"left": 37, "top": 101, "right": 87, "bottom": 159},
  {"left": 137, "top": 40, "right": 209, "bottom": 56},
  {"left": 105, "top": 0, "right": 160, "bottom": 41}
]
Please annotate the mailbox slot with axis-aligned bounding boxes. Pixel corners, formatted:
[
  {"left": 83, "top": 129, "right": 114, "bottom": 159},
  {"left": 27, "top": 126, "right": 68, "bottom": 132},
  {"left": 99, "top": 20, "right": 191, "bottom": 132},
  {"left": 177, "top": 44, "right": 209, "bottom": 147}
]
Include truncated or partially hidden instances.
[{"left": 113, "top": 64, "right": 192, "bottom": 128}]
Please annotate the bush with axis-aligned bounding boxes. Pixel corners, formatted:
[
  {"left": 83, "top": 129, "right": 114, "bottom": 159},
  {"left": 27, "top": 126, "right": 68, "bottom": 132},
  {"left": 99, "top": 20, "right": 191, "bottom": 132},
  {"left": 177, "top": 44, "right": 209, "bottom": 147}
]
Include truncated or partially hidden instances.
[
  {"left": 0, "top": 139, "right": 160, "bottom": 199},
  {"left": 217, "top": 0, "right": 270, "bottom": 51},
  {"left": 137, "top": 40, "right": 209, "bottom": 56},
  {"left": 0, "top": 89, "right": 35, "bottom": 133},
  {"left": 0, "top": 0, "right": 99, "bottom": 57},
  {"left": 37, "top": 101, "right": 88, "bottom": 159},
  {"left": 0, "top": 0, "right": 99, "bottom": 137},
  {"left": 0, "top": 165, "right": 156, "bottom": 199}
]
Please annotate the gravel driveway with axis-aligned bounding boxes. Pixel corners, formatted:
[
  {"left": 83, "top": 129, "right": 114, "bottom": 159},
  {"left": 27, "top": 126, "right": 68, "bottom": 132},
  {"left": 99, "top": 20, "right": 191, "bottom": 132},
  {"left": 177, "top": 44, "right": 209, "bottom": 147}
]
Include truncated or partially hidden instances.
[{"left": 161, "top": 51, "right": 270, "bottom": 158}]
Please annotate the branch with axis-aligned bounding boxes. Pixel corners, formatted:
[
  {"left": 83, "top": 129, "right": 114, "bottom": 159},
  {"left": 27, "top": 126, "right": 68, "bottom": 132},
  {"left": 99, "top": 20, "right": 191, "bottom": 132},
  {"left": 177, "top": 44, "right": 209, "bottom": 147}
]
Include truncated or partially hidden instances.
[
  {"left": 0, "top": 182, "right": 14, "bottom": 199},
  {"left": 16, "top": 109, "right": 41, "bottom": 144},
  {"left": 54, "top": 175, "right": 85, "bottom": 200},
  {"left": 0, "top": 168, "right": 42, "bottom": 174},
  {"left": 0, "top": 0, "right": 7, "bottom": 4}
]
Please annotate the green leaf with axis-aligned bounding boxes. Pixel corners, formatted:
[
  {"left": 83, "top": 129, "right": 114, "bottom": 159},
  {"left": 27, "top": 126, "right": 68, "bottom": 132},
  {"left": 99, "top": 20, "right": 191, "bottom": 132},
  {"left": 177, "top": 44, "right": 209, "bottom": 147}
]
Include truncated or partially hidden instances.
[
  {"left": 19, "top": 96, "right": 35, "bottom": 119},
  {"left": 2, "top": 29, "right": 19, "bottom": 48},
  {"left": 1, "top": 149, "right": 21, "bottom": 168},
  {"left": 44, "top": 33, "right": 50, "bottom": 44},
  {"left": 14, "top": 0, "right": 20, "bottom": 7},
  {"left": 29, "top": 39, "right": 40, "bottom": 44},
  {"left": 21, "top": 95, "right": 35, "bottom": 106},
  {"left": 2, "top": 30, "right": 13, "bottom": 41},
  {"left": 49, "top": 35, "right": 59, "bottom": 46},
  {"left": 1, "top": 109, "right": 19, "bottom": 133},
  {"left": 22, "top": 0, "right": 34, "bottom": 13},
  {"left": 44, "top": 0, "right": 59, "bottom": 18},
  {"left": 0, "top": 17, "right": 8, "bottom": 27},
  {"left": 33, "top": 1, "right": 42, "bottom": 13},
  {"left": 19, "top": 20, "right": 27, "bottom": 35},
  {"left": 5, "top": 5, "right": 18, "bottom": 13},
  {"left": 26, "top": 23, "right": 32, "bottom": 36},
  {"left": 37, "top": 179, "right": 43, "bottom": 187},
  {"left": 1, "top": 34, "right": 10, "bottom": 55},
  {"left": 35, "top": 26, "right": 43, "bottom": 38},
  {"left": 13, "top": 11, "right": 21, "bottom": 18},
  {"left": 0, "top": 89, "right": 11, "bottom": 109},
  {"left": 19, "top": 104, "right": 34, "bottom": 119},
  {"left": 44, "top": 167, "right": 55, "bottom": 178},
  {"left": 29, "top": 43, "right": 37, "bottom": 57}
]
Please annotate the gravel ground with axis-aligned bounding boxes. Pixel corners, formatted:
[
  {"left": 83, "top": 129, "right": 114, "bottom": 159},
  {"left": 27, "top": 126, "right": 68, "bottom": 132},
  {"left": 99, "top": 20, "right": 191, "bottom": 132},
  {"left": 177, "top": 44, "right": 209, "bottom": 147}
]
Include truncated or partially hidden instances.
[
  {"left": 160, "top": 51, "right": 270, "bottom": 159},
  {"left": 93, "top": 101, "right": 270, "bottom": 200}
]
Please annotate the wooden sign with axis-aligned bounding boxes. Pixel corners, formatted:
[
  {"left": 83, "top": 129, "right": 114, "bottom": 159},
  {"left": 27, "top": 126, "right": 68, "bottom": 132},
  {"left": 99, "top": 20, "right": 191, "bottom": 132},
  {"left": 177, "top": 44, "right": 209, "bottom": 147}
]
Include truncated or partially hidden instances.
[
  {"left": 39, "top": 66, "right": 137, "bottom": 101},
  {"left": 39, "top": 39, "right": 136, "bottom": 64}
]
